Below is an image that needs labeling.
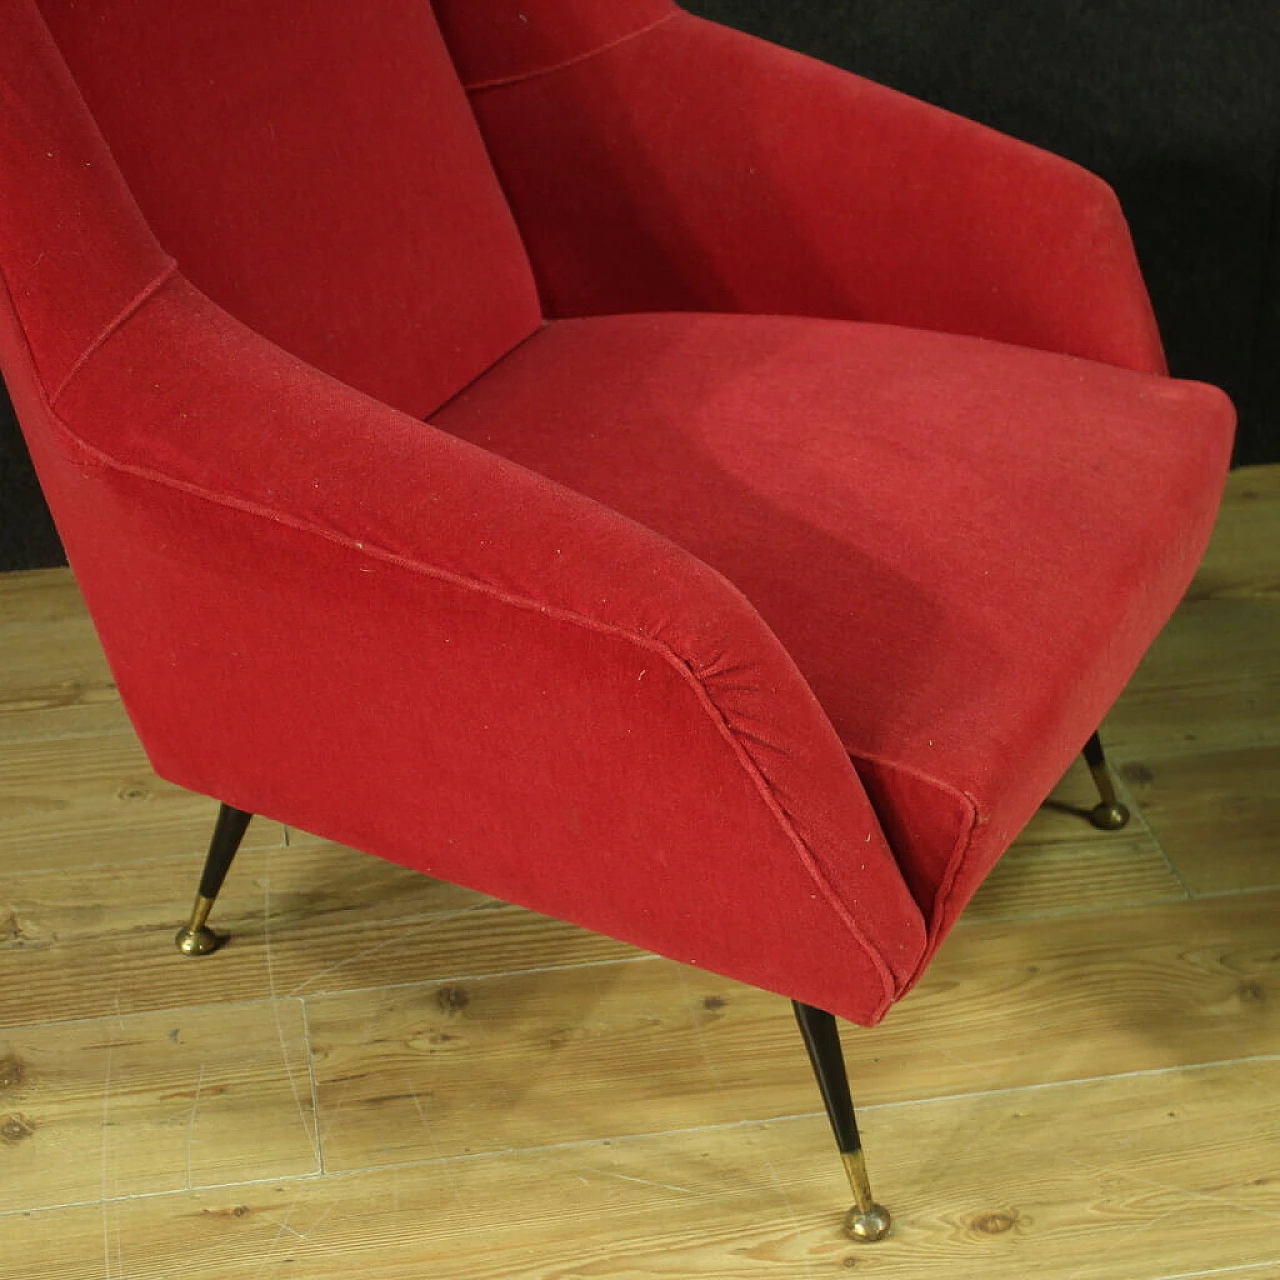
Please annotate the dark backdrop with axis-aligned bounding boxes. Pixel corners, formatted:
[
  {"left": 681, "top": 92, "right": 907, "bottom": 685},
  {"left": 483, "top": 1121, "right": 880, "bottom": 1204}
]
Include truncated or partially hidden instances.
[{"left": 3, "top": 0, "right": 1277, "bottom": 570}]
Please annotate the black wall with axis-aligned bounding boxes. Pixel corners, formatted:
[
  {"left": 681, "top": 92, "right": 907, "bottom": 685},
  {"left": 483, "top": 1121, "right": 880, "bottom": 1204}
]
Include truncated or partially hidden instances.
[
  {"left": 1, "top": 380, "right": 63, "bottom": 569},
  {"left": 3, "top": 0, "right": 1277, "bottom": 570}
]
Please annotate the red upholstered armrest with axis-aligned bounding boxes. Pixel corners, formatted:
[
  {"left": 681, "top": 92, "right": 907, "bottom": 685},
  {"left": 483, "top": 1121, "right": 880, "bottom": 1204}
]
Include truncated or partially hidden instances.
[
  {"left": 13, "top": 272, "right": 926, "bottom": 1024},
  {"left": 434, "top": 0, "right": 1166, "bottom": 373}
]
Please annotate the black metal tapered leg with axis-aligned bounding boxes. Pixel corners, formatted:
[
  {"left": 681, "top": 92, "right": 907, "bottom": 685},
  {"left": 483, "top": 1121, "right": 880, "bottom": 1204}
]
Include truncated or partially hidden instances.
[
  {"left": 175, "top": 803, "right": 253, "bottom": 956},
  {"left": 793, "top": 1000, "right": 891, "bottom": 1242},
  {"left": 1082, "top": 732, "right": 1131, "bottom": 831}
]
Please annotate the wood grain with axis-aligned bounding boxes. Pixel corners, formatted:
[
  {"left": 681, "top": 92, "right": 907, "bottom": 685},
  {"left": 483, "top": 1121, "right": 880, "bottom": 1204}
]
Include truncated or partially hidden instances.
[
  {"left": 306, "top": 892, "right": 1280, "bottom": 1170},
  {"left": 1185, "top": 462, "right": 1280, "bottom": 602},
  {"left": 0, "top": 568, "right": 126, "bottom": 745},
  {"left": 1120, "top": 746, "right": 1280, "bottom": 895},
  {"left": 964, "top": 758, "right": 1185, "bottom": 922},
  {"left": 0, "top": 841, "right": 635, "bottom": 1027},
  {"left": 1104, "top": 459, "right": 1280, "bottom": 759},
  {"left": 5, "top": 1060, "right": 1277, "bottom": 1280},
  {"left": 0, "top": 734, "right": 287, "bottom": 874},
  {"left": 1104, "top": 598, "right": 1280, "bottom": 757},
  {"left": 0, "top": 1000, "right": 318, "bottom": 1214}
]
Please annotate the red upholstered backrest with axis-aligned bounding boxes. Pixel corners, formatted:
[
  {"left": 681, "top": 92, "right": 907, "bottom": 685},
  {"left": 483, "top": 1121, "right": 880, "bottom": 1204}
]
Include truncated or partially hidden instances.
[
  {"left": 0, "top": 2, "right": 172, "bottom": 401},
  {"left": 31, "top": 0, "right": 542, "bottom": 418}
]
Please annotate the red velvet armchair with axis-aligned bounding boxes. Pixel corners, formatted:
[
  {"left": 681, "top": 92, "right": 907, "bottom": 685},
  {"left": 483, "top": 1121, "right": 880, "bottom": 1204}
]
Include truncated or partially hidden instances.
[{"left": 0, "top": 0, "right": 1234, "bottom": 1241}]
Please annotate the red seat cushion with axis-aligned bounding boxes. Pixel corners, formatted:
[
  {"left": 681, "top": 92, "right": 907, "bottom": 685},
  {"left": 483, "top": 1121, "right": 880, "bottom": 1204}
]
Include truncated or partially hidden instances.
[{"left": 432, "top": 312, "right": 1234, "bottom": 954}]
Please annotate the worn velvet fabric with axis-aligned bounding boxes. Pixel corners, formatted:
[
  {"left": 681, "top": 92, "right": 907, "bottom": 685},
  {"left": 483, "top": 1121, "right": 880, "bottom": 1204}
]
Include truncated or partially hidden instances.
[
  {"left": 36, "top": 0, "right": 542, "bottom": 418},
  {"left": 430, "top": 313, "right": 1231, "bottom": 965},
  {"left": 0, "top": 0, "right": 1234, "bottom": 1025},
  {"left": 434, "top": 0, "right": 1168, "bottom": 375}
]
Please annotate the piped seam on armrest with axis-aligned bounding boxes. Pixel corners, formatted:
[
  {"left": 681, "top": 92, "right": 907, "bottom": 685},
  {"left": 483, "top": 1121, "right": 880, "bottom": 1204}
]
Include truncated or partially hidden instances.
[
  {"left": 41, "top": 397, "right": 910, "bottom": 1015},
  {"left": 48, "top": 259, "right": 177, "bottom": 409},
  {"left": 905, "top": 803, "right": 978, "bottom": 990},
  {"left": 462, "top": 13, "right": 676, "bottom": 92}
]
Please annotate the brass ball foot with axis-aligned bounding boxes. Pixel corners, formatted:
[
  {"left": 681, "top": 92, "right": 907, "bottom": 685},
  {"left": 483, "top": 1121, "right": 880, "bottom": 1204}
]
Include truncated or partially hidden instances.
[
  {"left": 844, "top": 1203, "right": 892, "bottom": 1243},
  {"left": 1089, "top": 801, "right": 1131, "bottom": 831},
  {"left": 175, "top": 924, "right": 223, "bottom": 956}
]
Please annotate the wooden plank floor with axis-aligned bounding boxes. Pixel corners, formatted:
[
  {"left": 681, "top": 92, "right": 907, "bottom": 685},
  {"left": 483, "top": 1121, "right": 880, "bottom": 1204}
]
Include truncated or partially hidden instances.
[{"left": 1, "top": 466, "right": 1277, "bottom": 1280}]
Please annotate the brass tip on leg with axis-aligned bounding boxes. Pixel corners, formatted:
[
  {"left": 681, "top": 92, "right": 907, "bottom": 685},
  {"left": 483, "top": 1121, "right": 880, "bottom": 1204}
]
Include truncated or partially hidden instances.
[
  {"left": 844, "top": 1202, "right": 893, "bottom": 1243},
  {"left": 174, "top": 923, "right": 223, "bottom": 956},
  {"left": 1085, "top": 752, "right": 1131, "bottom": 831},
  {"left": 174, "top": 894, "right": 223, "bottom": 956},
  {"left": 840, "top": 1149, "right": 892, "bottom": 1242},
  {"left": 1089, "top": 800, "right": 1131, "bottom": 831}
]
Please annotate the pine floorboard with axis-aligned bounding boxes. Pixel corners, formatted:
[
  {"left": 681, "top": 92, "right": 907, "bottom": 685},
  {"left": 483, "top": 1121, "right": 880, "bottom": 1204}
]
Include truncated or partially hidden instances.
[{"left": 1, "top": 465, "right": 1277, "bottom": 1278}]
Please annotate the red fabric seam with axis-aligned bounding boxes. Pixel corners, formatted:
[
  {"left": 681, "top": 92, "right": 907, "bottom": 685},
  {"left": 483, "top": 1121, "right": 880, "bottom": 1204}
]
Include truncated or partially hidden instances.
[
  {"left": 848, "top": 745, "right": 981, "bottom": 981},
  {"left": 48, "top": 258, "right": 178, "bottom": 408},
  {"left": 462, "top": 13, "right": 677, "bottom": 92},
  {"left": 848, "top": 744, "right": 981, "bottom": 810},
  {"left": 904, "top": 793, "right": 979, "bottom": 989}
]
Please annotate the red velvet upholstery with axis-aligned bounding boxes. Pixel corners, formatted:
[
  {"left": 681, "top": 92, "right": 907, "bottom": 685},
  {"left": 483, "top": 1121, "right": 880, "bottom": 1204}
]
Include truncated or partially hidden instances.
[
  {"left": 36, "top": 0, "right": 542, "bottom": 417},
  {"left": 0, "top": 0, "right": 1233, "bottom": 1026},
  {"left": 434, "top": 1, "right": 1167, "bottom": 374},
  {"left": 430, "top": 313, "right": 1232, "bottom": 969}
]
